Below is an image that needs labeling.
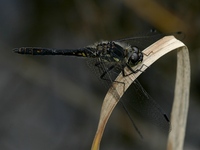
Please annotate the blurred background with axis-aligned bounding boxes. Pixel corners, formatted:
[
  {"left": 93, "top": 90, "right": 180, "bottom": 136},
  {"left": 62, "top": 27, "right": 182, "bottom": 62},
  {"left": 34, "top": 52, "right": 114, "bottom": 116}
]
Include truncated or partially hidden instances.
[{"left": 0, "top": 0, "right": 199, "bottom": 149}]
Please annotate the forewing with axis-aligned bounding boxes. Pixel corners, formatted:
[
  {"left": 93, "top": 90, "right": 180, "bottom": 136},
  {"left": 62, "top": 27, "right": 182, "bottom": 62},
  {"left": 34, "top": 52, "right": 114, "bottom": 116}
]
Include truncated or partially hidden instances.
[{"left": 115, "top": 32, "right": 165, "bottom": 50}]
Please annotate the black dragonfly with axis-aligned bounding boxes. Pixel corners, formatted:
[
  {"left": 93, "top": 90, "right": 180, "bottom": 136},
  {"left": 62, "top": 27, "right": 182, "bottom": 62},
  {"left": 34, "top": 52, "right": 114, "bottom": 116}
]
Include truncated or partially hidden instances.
[{"left": 13, "top": 31, "right": 176, "bottom": 138}]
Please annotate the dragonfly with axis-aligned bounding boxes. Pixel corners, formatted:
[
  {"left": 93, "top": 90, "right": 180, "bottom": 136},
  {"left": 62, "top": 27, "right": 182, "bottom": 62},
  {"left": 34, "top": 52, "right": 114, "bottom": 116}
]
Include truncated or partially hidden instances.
[{"left": 13, "top": 31, "right": 177, "bottom": 138}]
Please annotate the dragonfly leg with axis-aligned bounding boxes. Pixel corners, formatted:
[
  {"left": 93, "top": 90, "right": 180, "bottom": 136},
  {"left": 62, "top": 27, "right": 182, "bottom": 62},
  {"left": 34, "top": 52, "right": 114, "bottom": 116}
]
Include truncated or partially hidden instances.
[
  {"left": 143, "top": 51, "right": 153, "bottom": 56},
  {"left": 95, "top": 62, "right": 116, "bottom": 81},
  {"left": 100, "top": 66, "right": 125, "bottom": 87},
  {"left": 99, "top": 65, "right": 115, "bottom": 81},
  {"left": 95, "top": 62, "right": 126, "bottom": 88},
  {"left": 124, "top": 63, "right": 148, "bottom": 76}
]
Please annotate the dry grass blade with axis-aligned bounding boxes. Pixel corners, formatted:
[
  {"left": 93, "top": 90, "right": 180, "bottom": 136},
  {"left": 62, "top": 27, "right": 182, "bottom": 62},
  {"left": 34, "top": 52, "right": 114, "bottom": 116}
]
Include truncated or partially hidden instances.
[
  {"left": 167, "top": 47, "right": 190, "bottom": 150},
  {"left": 91, "top": 36, "right": 190, "bottom": 150}
]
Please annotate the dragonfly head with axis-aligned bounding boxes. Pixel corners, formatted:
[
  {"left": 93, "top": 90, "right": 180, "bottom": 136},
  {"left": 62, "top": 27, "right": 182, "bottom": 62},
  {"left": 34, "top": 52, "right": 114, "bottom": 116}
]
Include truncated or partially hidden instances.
[{"left": 127, "top": 46, "right": 143, "bottom": 66}]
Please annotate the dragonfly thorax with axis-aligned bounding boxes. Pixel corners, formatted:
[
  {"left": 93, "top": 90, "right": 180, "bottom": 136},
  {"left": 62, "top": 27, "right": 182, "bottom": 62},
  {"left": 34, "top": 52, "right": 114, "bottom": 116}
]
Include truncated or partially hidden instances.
[
  {"left": 88, "top": 41, "right": 143, "bottom": 66},
  {"left": 94, "top": 41, "right": 125, "bottom": 62}
]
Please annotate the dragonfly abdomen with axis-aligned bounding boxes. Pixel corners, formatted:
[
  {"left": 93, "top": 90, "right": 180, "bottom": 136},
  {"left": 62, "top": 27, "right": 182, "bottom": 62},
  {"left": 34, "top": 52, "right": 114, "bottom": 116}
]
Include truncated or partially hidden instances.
[{"left": 13, "top": 47, "right": 95, "bottom": 57}]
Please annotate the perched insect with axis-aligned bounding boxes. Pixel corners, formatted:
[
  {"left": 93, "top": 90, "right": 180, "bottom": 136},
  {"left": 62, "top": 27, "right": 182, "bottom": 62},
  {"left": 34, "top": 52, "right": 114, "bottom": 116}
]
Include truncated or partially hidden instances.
[{"left": 14, "top": 31, "right": 178, "bottom": 138}]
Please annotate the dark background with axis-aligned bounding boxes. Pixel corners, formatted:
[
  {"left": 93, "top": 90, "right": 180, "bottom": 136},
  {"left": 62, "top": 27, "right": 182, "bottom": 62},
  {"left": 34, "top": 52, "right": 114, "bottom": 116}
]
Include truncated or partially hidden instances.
[{"left": 0, "top": 0, "right": 199, "bottom": 150}]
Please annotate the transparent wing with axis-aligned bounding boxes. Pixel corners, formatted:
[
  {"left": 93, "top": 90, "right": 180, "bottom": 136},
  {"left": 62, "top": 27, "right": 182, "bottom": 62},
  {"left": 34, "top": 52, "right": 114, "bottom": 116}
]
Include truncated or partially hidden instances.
[
  {"left": 86, "top": 57, "right": 170, "bottom": 137},
  {"left": 115, "top": 31, "right": 183, "bottom": 50},
  {"left": 115, "top": 32, "right": 165, "bottom": 50},
  {"left": 121, "top": 79, "right": 170, "bottom": 132}
]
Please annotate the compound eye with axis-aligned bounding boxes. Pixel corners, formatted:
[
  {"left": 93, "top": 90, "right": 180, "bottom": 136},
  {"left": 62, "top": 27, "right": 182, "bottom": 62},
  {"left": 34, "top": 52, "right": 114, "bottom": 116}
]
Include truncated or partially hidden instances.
[
  {"left": 128, "top": 53, "right": 139, "bottom": 64},
  {"left": 132, "top": 46, "right": 139, "bottom": 53},
  {"left": 128, "top": 46, "right": 143, "bottom": 65}
]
